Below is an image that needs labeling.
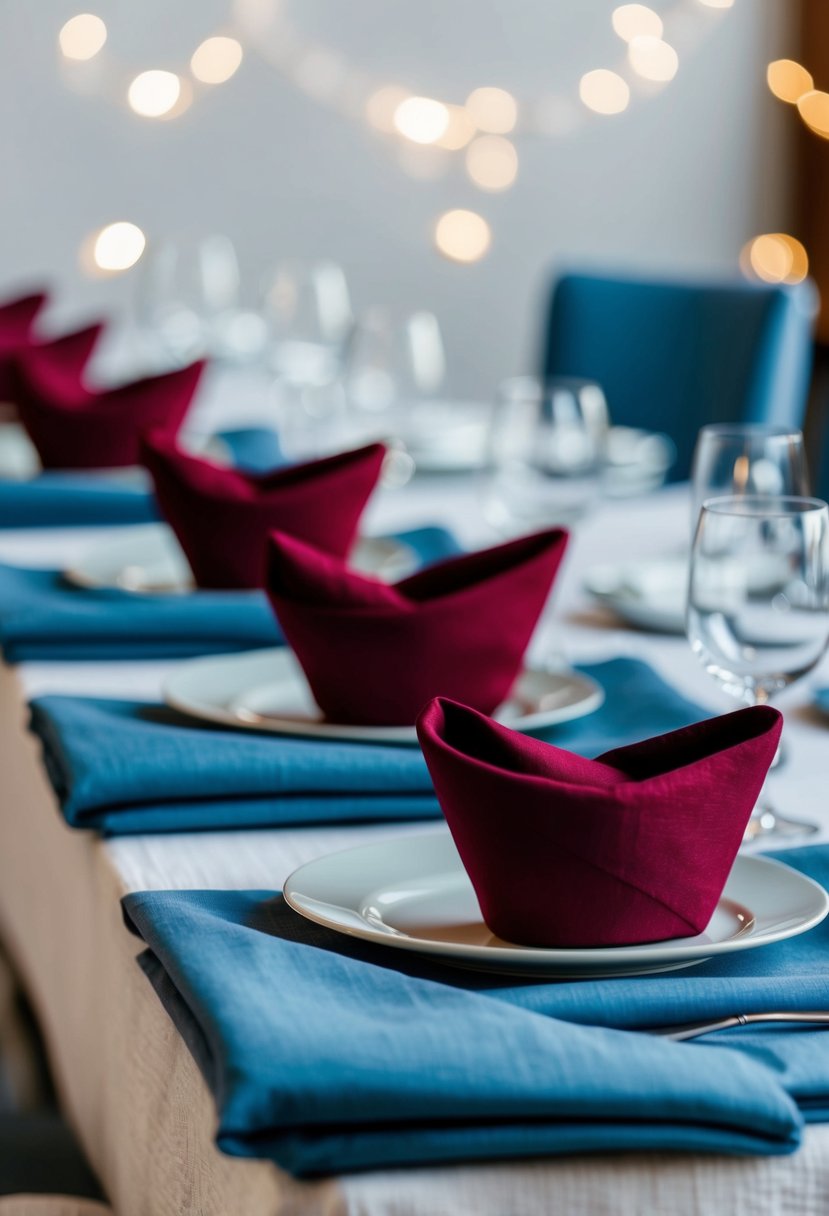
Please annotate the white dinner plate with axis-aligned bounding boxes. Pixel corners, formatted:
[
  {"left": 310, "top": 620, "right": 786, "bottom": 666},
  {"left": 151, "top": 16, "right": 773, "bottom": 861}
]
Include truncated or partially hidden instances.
[
  {"left": 583, "top": 557, "right": 688, "bottom": 634},
  {"left": 64, "top": 522, "right": 419, "bottom": 593},
  {"left": 284, "top": 829, "right": 829, "bottom": 977},
  {"left": 163, "top": 647, "right": 605, "bottom": 745}
]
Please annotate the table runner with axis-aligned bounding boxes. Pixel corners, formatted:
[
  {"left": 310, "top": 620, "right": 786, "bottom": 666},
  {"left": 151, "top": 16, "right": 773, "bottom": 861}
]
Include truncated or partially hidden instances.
[
  {"left": 29, "top": 657, "right": 709, "bottom": 834},
  {"left": 0, "top": 474, "right": 157, "bottom": 529}
]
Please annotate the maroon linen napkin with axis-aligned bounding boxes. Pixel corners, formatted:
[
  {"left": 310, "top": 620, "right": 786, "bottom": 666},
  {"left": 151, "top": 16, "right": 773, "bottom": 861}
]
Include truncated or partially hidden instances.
[
  {"left": 142, "top": 435, "right": 386, "bottom": 589},
  {"left": 266, "top": 528, "right": 568, "bottom": 725},
  {"left": 15, "top": 359, "right": 205, "bottom": 469},
  {"left": 0, "top": 290, "right": 49, "bottom": 399},
  {"left": 417, "top": 697, "right": 782, "bottom": 947}
]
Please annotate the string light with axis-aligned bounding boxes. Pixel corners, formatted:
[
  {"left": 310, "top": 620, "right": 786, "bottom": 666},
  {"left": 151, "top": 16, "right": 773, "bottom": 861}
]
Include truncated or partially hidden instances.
[
  {"left": 579, "top": 70, "right": 630, "bottom": 115},
  {"left": 434, "top": 210, "right": 491, "bottom": 263},
  {"left": 436, "top": 105, "right": 477, "bottom": 151},
  {"left": 59, "top": 13, "right": 107, "bottom": 61},
  {"left": 88, "top": 222, "right": 146, "bottom": 273},
  {"left": 127, "top": 70, "right": 182, "bottom": 118},
  {"left": 465, "top": 136, "right": 518, "bottom": 191},
  {"left": 628, "top": 37, "right": 679, "bottom": 82},
  {"left": 465, "top": 87, "right": 517, "bottom": 134},
  {"left": 191, "top": 36, "right": 243, "bottom": 85},
  {"left": 740, "top": 234, "right": 809, "bottom": 285},
  {"left": 393, "top": 97, "right": 449, "bottom": 144},
  {"left": 612, "top": 5, "right": 663, "bottom": 42},
  {"left": 365, "top": 86, "right": 409, "bottom": 133},
  {"left": 767, "top": 60, "right": 813, "bottom": 105},
  {"left": 797, "top": 90, "right": 829, "bottom": 139}
]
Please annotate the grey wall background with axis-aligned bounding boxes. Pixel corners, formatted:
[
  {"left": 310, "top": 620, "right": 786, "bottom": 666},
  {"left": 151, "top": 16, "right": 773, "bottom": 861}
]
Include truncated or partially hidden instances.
[{"left": 0, "top": 1, "right": 795, "bottom": 397}]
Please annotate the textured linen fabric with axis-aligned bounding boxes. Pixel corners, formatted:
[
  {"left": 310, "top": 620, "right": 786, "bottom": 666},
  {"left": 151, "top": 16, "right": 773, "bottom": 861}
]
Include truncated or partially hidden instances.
[
  {"left": 143, "top": 435, "right": 385, "bottom": 588},
  {"left": 0, "top": 527, "right": 457, "bottom": 662},
  {"left": 417, "top": 698, "right": 781, "bottom": 946},
  {"left": 28, "top": 657, "right": 708, "bottom": 835},
  {"left": 0, "top": 475, "right": 158, "bottom": 529},
  {"left": 15, "top": 360, "right": 205, "bottom": 470},
  {"left": 266, "top": 528, "right": 569, "bottom": 724},
  {"left": 123, "top": 884, "right": 803, "bottom": 1178}
]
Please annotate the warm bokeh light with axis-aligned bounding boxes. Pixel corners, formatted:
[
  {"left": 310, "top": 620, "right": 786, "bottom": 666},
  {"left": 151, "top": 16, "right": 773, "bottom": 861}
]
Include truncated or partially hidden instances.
[
  {"left": 465, "top": 136, "right": 518, "bottom": 191},
  {"left": 434, "top": 209, "right": 492, "bottom": 263},
  {"left": 740, "top": 233, "right": 809, "bottom": 285},
  {"left": 465, "top": 87, "right": 518, "bottom": 134},
  {"left": 365, "top": 86, "right": 410, "bottom": 134},
  {"left": 436, "top": 105, "right": 477, "bottom": 150},
  {"left": 628, "top": 36, "right": 679, "bottom": 82},
  {"left": 612, "top": 5, "right": 663, "bottom": 42},
  {"left": 767, "top": 60, "right": 813, "bottom": 104},
  {"left": 579, "top": 69, "right": 630, "bottom": 115},
  {"left": 127, "top": 70, "right": 182, "bottom": 118},
  {"left": 89, "top": 222, "right": 146, "bottom": 273},
  {"left": 190, "top": 36, "right": 243, "bottom": 85},
  {"left": 797, "top": 90, "right": 829, "bottom": 138},
  {"left": 393, "top": 96, "right": 450, "bottom": 144},
  {"left": 59, "top": 13, "right": 107, "bottom": 61}
]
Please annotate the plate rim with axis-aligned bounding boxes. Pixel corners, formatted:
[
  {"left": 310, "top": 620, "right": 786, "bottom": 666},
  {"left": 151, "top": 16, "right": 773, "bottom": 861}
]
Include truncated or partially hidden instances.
[
  {"left": 162, "top": 647, "right": 605, "bottom": 744},
  {"left": 283, "top": 829, "right": 829, "bottom": 974}
]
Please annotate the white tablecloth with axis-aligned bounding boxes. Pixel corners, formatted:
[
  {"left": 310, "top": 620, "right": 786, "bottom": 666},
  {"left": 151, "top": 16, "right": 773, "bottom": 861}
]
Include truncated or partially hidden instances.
[{"left": 2, "top": 480, "right": 829, "bottom": 1215}]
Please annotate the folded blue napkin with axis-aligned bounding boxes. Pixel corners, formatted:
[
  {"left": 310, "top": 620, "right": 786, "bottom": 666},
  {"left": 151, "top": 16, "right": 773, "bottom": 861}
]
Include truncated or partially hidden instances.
[
  {"left": 0, "top": 527, "right": 457, "bottom": 662},
  {"left": 122, "top": 848, "right": 829, "bottom": 1175},
  {"left": 0, "top": 472, "right": 158, "bottom": 529},
  {"left": 30, "top": 657, "right": 709, "bottom": 834}
]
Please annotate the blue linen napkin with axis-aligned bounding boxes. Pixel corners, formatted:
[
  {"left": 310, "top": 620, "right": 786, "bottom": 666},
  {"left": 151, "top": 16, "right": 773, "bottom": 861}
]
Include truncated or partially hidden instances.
[
  {"left": 0, "top": 527, "right": 457, "bottom": 662},
  {"left": 0, "top": 472, "right": 158, "bottom": 529},
  {"left": 29, "top": 657, "right": 710, "bottom": 834},
  {"left": 122, "top": 844, "right": 817, "bottom": 1176}
]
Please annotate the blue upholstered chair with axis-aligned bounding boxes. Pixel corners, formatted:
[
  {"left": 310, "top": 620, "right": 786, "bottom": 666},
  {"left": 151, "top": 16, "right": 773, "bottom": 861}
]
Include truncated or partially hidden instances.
[{"left": 541, "top": 272, "right": 818, "bottom": 481}]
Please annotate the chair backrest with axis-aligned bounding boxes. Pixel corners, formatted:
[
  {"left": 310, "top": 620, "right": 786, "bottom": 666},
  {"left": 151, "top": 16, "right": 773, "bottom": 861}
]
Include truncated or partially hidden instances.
[{"left": 541, "top": 272, "right": 818, "bottom": 480}]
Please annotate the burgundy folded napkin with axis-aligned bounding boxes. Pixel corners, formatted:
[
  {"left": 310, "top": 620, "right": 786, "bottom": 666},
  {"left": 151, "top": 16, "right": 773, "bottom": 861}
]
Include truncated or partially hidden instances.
[
  {"left": 15, "top": 359, "right": 205, "bottom": 469},
  {"left": 142, "top": 435, "right": 386, "bottom": 589},
  {"left": 0, "top": 290, "right": 49, "bottom": 399},
  {"left": 266, "top": 528, "right": 568, "bottom": 725},
  {"left": 20, "top": 321, "right": 105, "bottom": 399},
  {"left": 417, "top": 698, "right": 782, "bottom": 948}
]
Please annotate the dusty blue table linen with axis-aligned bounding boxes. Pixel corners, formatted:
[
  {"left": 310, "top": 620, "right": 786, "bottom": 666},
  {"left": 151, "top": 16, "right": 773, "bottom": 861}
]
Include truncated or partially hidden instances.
[
  {"left": 122, "top": 845, "right": 829, "bottom": 1175},
  {"left": 0, "top": 526, "right": 457, "bottom": 662},
  {"left": 0, "top": 472, "right": 158, "bottom": 529},
  {"left": 30, "top": 657, "right": 710, "bottom": 834}
]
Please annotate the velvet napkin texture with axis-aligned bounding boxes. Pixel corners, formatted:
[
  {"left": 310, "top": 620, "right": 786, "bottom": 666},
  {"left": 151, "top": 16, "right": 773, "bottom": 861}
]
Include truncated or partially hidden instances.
[
  {"left": 142, "top": 434, "right": 386, "bottom": 588},
  {"left": 0, "top": 526, "right": 455, "bottom": 662},
  {"left": 418, "top": 698, "right": 781, "bottom": 947},
  {"left": 0, "top": 290, "right": 48, "bottom": 399},
  {"left": 266, "top": 527, "right": 569, "bottom": 725},
  {"left": 30, "top": 657, "right": 707, "bottom": 834},
  {"left": 15, "top": 358, "right": 205, "bottom": 469},
  {"left": 121, "top": 843, "right": 829, "bottom": 1175}
]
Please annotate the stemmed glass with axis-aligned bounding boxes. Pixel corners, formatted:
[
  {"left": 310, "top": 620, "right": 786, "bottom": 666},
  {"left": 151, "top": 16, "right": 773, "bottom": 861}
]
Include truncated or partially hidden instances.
[
  {"left": 483, "top": 376, "right": 609, "bottom": 533},
  {"left": 687, "top": 495, "right": 829, "bottom": 839},
  {"left": 690, "top": 424, "right": 809, "bottom": 534}
]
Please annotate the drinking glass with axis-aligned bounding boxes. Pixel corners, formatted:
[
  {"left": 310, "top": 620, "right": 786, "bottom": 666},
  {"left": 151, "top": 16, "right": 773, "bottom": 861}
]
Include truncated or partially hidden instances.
[
  {"left": 483, "top": 376, "right": 609, "bottom": 533},
  {"left": 690, "top": 424, "right": 809, "bottom": 534},
  {"left": 262, "top": 260, "right": 352, "bottom": 389},
  {"left": 137, "top": 235, "right": 263, "bottom": 364},
  {"left": 687, "top": 495, "right": 829, "bottom": 838}
]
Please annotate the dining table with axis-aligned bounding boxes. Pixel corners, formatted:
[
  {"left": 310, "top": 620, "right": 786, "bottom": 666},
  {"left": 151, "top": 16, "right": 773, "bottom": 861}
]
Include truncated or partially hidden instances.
[{"left": 1, "top": 456, "right": 829, "bottom": 1216}]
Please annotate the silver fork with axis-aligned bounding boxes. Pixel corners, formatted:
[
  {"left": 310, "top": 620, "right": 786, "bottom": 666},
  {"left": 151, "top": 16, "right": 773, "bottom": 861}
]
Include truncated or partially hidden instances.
[{"left": 648, "top": 1011, "right": 829, "bottom": 1041}]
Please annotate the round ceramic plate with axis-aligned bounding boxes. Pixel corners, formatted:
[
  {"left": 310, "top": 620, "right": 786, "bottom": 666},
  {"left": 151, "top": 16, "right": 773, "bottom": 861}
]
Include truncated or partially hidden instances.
[
  {"left": 162, "top": 647, "right": 605, "bottom": 745},
  {"left": 584, "top": 557, "right": 688, "bottom": 634},
  {"left": 63, "top": 522, "right": 419, "bottom": 593},
  {"left": 284, "top": 829, "right": 829, "bottom": 977}
]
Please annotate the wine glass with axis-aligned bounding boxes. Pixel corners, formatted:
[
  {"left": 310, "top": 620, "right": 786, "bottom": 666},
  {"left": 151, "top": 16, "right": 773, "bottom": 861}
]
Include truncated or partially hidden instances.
[
  {"left": 687, "top": 495, "right": 829, "bottom": 839},
  {"left": 690, "top": 424, "right": 809, "bottom": 534},
  {"left": 482, "top": 376, "right": 609, "bottom": 533},
  {"left": 262, "top": 260, "right": 352, "bottom": 388}
]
